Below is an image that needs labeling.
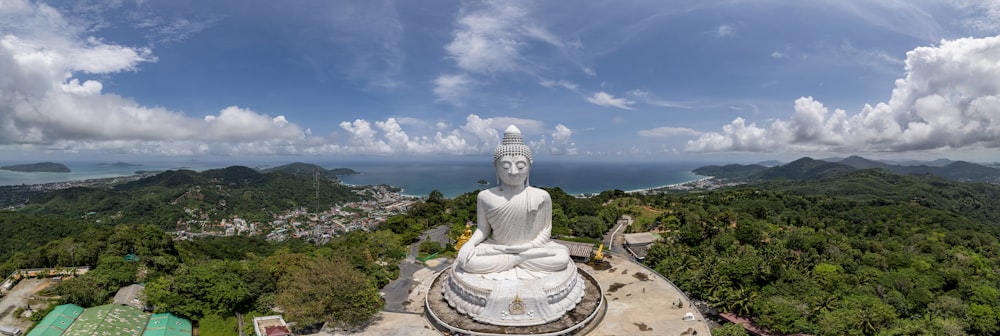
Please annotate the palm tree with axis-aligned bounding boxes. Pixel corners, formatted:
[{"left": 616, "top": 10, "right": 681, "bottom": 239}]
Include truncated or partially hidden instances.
[{"left": 727, "top": 285, "right": 758, "bottom": 316}]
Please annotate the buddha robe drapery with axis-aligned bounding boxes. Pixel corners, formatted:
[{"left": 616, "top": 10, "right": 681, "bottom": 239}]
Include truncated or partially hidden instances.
[{"left": 460, "top": 187, "right": 570, "bottom": 275}]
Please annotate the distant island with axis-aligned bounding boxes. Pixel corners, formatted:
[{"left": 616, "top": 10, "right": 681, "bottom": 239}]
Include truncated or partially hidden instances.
[
  {"left": 134, "top": 170, "right": 165, "bottom": 175},
  {"left": 97, "top": 162, "right": 143, "bottom": 167},
  {"left": 0, "top": 162, "right": 71, "bottom": 173},
  {"left": 261, "top": 162, "right": 359, "bottom": 181}
]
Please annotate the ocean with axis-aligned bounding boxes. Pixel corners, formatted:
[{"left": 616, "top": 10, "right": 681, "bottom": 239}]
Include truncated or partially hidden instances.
[
  {"left": 335, "top": 160, "right": 707, "bottom": 197},
  {"left": 0, "top": 159, "right": 707, "bottom": 198}
]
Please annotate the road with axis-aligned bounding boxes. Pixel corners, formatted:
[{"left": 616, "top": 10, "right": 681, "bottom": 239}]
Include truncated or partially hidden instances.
[{"left": 381, "top": 224, "right": 451, "bottom": 313}]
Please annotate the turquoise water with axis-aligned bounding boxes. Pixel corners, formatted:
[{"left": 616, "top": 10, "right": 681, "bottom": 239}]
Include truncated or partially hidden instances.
[
  {"left": 336, "top": 160, "right": 706, "bottom": 197},
  {"left": 0, "top": 159, "right": 707, "bottom": 198}
]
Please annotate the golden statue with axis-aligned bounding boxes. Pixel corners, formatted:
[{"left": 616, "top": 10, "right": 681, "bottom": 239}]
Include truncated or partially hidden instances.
[{"left": 455, "top": 221, "right": 473, "bottom": 251}]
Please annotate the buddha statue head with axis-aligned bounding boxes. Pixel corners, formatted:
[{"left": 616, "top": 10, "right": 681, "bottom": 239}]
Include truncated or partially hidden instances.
[{"left": 493, "top": 125, "right": 532, "bottom": 187}]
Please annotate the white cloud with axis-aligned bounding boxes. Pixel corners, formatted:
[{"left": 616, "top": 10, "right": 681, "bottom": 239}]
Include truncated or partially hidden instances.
[
  {"left": 771, "top": 51, "right": 787, "bottom": 59},
  {"left": 638, "top": 127, "right": 701, "bottom": 137},
  {"left": 0, "top": 0, "right": 306, "bottom": 155},
  {"left": 714, "top": 24, "right": 734, "bottom": 38},
  {"left": 323, "top": 114, "right": 554, "bottom": 156},
  {"left": 432, "top": 74, "right": 475, "bottom": 105},
  {"left": 445, "top": 1, "right": 562, "bottom": 74},
  {"left": 628, "top": 89, "right": 693, "bottom": 108},
  {"left": 687, "top": 35, "right": 1000, "bottom": 153},
  {"left": 952, "top": 0, "right": 1000, "bottom": 33},
  {"left": 539, "top": 79, "right": 578, "bottom": 90},
  {"left": 550, "top": 124, "right": 576, "bottom": 155},
  {"left": 438, "top": 0, "right": 573, "bottom": 103},
  {"left": 586, "top": 91, "right": 636, "bottom": 110}
]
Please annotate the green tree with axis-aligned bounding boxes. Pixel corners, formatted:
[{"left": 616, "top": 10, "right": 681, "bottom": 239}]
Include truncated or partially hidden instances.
[
  {"left": 274, "top": 257, "right": 382, "bottom": 329},
  {"left": 967, "top": 303, "right": 999, "bottom": 334},
  {"left": 144, "top": 260, "right": 270, "bottom": 320},
  {"left": 712, "top": 323, "right": 748, "bottom": 336}
]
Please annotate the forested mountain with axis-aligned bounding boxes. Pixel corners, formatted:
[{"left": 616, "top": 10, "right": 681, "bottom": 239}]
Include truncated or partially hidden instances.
[
  {"left": 16, "top": 165, "right": 366, "bottom": 228},
  {"left": 695, "top": 156, "right": 1000, "bottom": 183},
  {"left": 640, "top": 169, "right": 1000, "bottom": 334},
  {"left": 261, "top": 162, "right": 358, "bottom": 181},
  {"left": 692, "top": 163, "right": 769, "bottom": 180}
]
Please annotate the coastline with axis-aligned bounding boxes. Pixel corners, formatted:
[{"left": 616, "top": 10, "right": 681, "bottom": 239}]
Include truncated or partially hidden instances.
[
  {"left": 623, "top": 175, "right": 713, "bottom": 194},
  {"left": 5, "top": 161, "right": 713, "bottom": 199}
]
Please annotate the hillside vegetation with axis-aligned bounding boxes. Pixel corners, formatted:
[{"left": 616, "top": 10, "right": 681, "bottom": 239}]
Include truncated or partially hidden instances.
[
  {"left": 0, "top": 167, "right": 394, "bottom": 332},
  {"left": 640, "top": 169, "right": 1000, "bottom": 335},
  {"left": 16, "top": 166, "right": 365, "bottom": 228},
  {"left": 695, "top": 156, "right": 1000, "bottom": 184}
]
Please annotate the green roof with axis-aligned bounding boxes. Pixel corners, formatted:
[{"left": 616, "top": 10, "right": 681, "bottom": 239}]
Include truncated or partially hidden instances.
[
  {"left": 142, "top": 313, "right": 191, "bottom": 336},
  {"left": 62, "top": 304, "right": 148, "bottom": 336},
  {"left": 27, "top": 304, "right": 84, "bottom": 336}
]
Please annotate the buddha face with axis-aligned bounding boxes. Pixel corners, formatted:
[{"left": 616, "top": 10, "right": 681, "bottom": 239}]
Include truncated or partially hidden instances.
[{"left": 495, "top": 154, "right": 530, "bottom": 187}]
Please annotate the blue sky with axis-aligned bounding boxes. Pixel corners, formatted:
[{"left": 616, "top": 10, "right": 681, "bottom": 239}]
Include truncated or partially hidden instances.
[{"left": 1, "top": 0, "right": 999, "bottom": 163}]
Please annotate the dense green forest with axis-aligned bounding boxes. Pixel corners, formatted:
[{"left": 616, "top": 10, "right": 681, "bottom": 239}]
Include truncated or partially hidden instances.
[{"left": 640, "top": 170, "right": 1000, "bottom": 335}]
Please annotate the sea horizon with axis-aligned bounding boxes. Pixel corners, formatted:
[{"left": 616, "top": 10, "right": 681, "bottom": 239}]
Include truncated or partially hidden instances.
[{"left": 0, "top": 159, "right": 709, "bottom": 198}]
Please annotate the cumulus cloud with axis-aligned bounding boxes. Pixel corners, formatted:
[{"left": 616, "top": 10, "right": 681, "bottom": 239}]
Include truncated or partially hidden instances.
[
  {"left": 550, "top": 124, "right": 577, "bottom": 155},
  {"left": 324, "top": 114, "right": 568, "bottom": 156},
  {"left": 0, "top": 0, "right": 305, "bottom": 155},
  {"left": 687, "top": 35, "right": 1000, "bottom": 153},
  {"left": 586, "top": 92, "right": 636, "bottom": 110}
]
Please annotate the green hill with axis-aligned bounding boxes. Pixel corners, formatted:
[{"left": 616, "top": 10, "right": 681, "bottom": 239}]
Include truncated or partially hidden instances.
[
  {"left": 695, "top": 156, "right": 1000, "bottom": 184},
  {"left": 1, "top": 162, "right": 71, "bottom": 173},
  {"left": 750, "top": 157, "right": 856, "bottom": 181},
  {"left": 692, "top": 163, "right": 768, "bottom": 180},
  {"left": 17, "top": 165, "right": 368, "bottom": 229},
  {"left": 262, "top": 162, "right": 359, "bottom": 181},
  {"left": 639, "top": 167, "right": 1000, "bottom": 335}
]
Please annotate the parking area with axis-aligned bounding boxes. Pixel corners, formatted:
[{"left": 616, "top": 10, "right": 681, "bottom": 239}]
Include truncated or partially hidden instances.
[{"left": 0, "top": 278, "right": 57, "bottom": 331}]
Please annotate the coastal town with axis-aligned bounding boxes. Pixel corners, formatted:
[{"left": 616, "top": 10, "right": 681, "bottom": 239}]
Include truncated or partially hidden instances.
[
  {"left": 171, "top": 184, "right": 418, "bottom": 243},
  {"left": 0, "top": 172, "right": 421, "bottom": 245}
]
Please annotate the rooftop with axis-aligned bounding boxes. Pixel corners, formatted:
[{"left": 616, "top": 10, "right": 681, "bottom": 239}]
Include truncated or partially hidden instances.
[
  {"left": 623, "top": 232, "right": 660, "bottom": 246},
  {"left": 62, "top": 304, "right": 149, "bottom": 336},
  {"left": 26, "top": 304, "right": 83, "bottom": 336}
]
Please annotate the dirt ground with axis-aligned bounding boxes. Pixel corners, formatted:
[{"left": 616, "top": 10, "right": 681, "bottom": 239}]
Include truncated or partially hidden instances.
[{"left": 0, "top": 278, "right": 57, "bottom": 331}]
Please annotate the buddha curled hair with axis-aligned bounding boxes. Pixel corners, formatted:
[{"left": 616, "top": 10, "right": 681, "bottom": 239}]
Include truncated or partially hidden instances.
[{"left": 493, "top": 125, "right": 532, "bottom": 164}]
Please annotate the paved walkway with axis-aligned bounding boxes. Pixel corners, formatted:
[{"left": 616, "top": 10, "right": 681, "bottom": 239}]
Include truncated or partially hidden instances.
[{"left": 339, "top": 255, "right": 710, "bottom": 335}]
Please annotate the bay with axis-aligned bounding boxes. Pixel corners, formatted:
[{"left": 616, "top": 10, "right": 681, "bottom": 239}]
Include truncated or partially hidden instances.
[
  {"left": 0, "top": 159, "right": 708, "bottom": 198},
  {"left": 336, "top": 160, "right": 707, "bottom": 198}
]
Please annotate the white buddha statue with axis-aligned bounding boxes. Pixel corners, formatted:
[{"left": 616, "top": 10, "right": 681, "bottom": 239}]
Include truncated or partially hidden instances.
[{"left": 443, "top": 125, "right": 585, "bottom": 326}]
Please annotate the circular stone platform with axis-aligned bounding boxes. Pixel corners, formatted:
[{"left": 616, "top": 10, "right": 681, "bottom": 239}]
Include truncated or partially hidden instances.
[{"left": 426, "top": 266, "right": 605, "bottom": 336}]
